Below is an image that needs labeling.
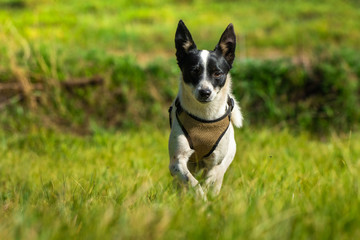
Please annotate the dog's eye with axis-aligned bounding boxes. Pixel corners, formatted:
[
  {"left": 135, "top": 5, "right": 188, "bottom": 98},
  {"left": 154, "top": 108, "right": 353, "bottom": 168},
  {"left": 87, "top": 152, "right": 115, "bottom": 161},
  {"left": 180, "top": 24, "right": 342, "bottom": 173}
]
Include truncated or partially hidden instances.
[{"left": 213, "top": 71, "right": 223, "bottom": 78}]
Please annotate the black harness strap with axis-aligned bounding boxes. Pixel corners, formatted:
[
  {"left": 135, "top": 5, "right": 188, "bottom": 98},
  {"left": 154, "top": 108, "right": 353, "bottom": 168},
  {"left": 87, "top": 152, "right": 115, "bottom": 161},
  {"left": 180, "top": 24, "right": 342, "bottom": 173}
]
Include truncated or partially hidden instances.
[
  {"left": 168, "top": 105, "right": 173, "bottom": 128},
  {"left": 168, "top": 96, "right": 235, "bottom": 158},
  {"left": 169, "top": 96, "right": 234, "bottom": 127}
]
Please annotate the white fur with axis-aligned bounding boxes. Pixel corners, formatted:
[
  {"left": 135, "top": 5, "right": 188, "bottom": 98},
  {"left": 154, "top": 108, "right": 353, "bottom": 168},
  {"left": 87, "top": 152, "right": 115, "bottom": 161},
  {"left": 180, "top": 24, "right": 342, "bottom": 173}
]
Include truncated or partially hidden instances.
[
  {"left": 200, "top": 50, "right": 209, "bottom": 69},
  {"left": 194, "top": 51, "right": 217, "bottom": 103},
  {"left": 168, "top": 69, "right": 243, "bottom": 200}
]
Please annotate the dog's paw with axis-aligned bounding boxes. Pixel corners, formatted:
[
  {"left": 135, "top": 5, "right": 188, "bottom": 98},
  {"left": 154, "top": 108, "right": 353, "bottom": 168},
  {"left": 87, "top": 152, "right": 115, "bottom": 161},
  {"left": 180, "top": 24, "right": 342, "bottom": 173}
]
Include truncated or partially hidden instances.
[
  {"left": 195, "top": 184, "right": 207, "bottom": 201},
  {"left": 204, "top": 173, "right": 223, "bottom": 196}
]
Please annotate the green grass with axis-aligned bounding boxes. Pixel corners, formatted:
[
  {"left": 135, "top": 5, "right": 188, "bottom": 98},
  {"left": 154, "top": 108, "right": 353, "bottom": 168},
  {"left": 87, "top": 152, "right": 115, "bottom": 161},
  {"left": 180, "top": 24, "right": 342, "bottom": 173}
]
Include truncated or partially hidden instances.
[
  {"left": 1, "top": 127, "right": 360, "bottom": 239},
  {"left": 1, "top": 0, "right": 360, "bottom": 61},
  {"left": 1, "top": 1, "right": 360, "bottom": 238}
]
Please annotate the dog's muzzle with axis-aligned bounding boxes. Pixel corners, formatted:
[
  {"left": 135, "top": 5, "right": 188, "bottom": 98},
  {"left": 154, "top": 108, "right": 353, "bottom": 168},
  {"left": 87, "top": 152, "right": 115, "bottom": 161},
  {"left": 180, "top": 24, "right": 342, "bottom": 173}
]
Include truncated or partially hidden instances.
[{"left": 197, "top": 88, "right": 212, "bottom": 102}]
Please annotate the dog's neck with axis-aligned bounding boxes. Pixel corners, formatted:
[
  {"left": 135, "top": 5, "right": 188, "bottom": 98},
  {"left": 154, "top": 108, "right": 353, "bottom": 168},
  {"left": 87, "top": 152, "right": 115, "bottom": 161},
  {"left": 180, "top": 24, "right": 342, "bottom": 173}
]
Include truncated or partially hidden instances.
[{"left": 178, "top": 74, "right": 231, "bottom": 121}]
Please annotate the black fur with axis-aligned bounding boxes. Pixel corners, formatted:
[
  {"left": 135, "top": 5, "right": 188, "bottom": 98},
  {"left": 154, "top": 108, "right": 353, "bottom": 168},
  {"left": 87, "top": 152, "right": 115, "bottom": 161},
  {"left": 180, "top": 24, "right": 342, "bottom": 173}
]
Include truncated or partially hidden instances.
[
  {"left": 214, "top": 23, "right": 236, "bottom": 67},
  {"left": 175, "top": 20, "right": 236, "bottom": 90},
  {"left": 175, "top": 20, "right": 197, "bottom": 68}
]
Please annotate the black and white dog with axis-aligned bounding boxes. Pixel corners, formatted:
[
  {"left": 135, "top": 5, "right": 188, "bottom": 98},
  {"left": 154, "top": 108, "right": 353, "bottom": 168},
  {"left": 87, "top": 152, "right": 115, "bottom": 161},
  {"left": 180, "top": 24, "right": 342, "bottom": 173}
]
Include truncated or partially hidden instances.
[{"left": 168, "top": 20, "right": 243, "bottom": 199}]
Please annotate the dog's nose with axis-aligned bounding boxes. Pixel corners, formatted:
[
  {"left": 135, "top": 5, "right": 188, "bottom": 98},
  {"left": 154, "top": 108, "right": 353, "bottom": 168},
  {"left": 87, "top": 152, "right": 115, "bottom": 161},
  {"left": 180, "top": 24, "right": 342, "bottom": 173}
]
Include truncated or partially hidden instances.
[{"left": 199, "top": 89, "right": 211, "bottom": 99}]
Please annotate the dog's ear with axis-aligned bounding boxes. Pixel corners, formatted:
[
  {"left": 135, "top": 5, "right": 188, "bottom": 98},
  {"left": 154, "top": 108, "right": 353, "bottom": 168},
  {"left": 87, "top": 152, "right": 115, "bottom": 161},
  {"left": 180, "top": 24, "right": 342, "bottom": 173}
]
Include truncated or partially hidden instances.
[
  {"left": 214, "top": 23, "right": 236, "bottom": 67},
  {"left": 175, "top": 20, "right": 197, "bottom": 65}
]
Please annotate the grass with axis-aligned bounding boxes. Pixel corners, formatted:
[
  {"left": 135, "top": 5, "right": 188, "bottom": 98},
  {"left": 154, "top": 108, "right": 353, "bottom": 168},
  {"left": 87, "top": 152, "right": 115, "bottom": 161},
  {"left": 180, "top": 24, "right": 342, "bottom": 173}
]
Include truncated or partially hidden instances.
[
  {"left": 1, "top": 126, "right": 360, "bottom": 239},
  {"left": 1, "top": 0, "right": 360, "bottom": 62},
  {"left": 1, "top": 1, "right": 360, "bottom": 239}
]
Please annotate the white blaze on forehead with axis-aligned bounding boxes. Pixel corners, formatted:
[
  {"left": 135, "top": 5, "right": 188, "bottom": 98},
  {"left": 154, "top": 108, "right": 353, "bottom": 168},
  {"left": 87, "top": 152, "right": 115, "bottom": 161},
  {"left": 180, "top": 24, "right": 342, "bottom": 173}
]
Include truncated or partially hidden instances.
[
  {"left": 200, "top": 50, "right": 210, "bottom": 70},
  {"left": 199, "top": 50, "right": 212, "bottom": 89}
]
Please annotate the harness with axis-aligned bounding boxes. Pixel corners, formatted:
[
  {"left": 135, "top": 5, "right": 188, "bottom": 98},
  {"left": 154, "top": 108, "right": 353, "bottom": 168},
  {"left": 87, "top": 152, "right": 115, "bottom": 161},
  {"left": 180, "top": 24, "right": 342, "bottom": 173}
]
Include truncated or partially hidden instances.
[{"left": 168, "top": 96, "right": 234, "bottom": 160}]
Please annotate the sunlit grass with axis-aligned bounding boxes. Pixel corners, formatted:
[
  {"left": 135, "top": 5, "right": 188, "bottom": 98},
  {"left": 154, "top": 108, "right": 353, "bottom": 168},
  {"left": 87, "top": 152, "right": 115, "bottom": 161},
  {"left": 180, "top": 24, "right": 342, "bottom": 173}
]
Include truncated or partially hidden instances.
[
  {"left": 1, "top": 127, "right": 359, "bottom": 239},
  {"left": 1, "top": 1, "right": 360, "bottom": 238},
  {"left": 1, "top": 0, "right": 360, "bottom": 60}
]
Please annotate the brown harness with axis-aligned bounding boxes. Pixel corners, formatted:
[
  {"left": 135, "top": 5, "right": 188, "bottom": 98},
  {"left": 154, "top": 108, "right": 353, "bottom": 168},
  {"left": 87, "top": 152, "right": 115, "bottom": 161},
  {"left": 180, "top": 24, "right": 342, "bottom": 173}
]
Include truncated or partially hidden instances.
[{"left": 169, "top": 96, "right": 234, "bottom": 160}]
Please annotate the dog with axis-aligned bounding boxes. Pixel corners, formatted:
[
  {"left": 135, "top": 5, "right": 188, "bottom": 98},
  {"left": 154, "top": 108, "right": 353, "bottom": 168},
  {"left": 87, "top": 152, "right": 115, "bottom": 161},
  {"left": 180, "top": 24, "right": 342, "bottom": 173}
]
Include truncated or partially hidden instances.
[{"left": 168, "top": 20, "right": 243, "bottom": 199}]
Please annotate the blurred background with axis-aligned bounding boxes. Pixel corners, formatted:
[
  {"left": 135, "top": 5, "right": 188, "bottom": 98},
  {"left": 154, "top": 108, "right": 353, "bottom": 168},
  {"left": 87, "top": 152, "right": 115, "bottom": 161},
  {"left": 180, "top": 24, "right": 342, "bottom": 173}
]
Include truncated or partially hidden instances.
[{"left": 1, "top": 0, "right": 359, "bottom": 134}]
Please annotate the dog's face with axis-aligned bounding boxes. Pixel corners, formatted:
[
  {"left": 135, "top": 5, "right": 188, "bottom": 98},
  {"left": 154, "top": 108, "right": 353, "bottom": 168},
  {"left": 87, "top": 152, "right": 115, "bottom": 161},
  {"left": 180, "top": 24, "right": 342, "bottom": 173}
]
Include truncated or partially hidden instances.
[{"left": 175, "top": 20, "right": 236, "bottom": 103}]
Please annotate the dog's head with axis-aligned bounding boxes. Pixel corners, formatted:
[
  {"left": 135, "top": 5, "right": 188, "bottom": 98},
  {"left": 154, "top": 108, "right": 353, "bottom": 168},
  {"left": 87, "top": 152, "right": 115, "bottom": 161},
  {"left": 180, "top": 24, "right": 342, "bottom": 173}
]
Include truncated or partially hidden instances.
[{"left": 175, "top": 20, "right": 236, "bottom": 103}]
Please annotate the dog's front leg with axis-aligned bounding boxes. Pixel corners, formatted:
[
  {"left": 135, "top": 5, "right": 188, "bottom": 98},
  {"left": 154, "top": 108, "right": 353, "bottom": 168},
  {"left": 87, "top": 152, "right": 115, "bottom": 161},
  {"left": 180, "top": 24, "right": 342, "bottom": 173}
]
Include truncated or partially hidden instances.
[
  {"left": 169, "top": 113, "right": 207, "bottom": 200},
  {"left": 204, "top": 129, "right": 237, "bottom": 196},
  {"left": 169, "top": 132, "right": 206, "bottom": 200},
  {"left": 204, "top": 164, "right": 227, "bottom": 196},
  {"left": 204, "top": 153, "right": 235, "bottom": 195},
  {"left": 169, "top": 153, "right": 206, "bottom": 200}
]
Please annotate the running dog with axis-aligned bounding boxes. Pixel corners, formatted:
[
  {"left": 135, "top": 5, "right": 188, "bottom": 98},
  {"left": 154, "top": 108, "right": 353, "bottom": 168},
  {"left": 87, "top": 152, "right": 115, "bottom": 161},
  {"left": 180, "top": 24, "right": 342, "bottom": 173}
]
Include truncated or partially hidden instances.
[{"left": 168, "top": 20, "right": 243, "bottom": 199}]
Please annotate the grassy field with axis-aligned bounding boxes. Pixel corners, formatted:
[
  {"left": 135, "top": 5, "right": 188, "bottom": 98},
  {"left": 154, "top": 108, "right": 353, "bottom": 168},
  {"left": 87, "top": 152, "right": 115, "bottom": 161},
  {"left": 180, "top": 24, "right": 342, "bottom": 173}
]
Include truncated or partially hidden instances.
[
  {"left": 1, "top": 0, "right": 360, "bottom": 61},
  {"left": 1, "top": 0, "right": 360, "bottom": 239},
  {"left": 1, "top": 127, "right": 360, "bottom": 239}
]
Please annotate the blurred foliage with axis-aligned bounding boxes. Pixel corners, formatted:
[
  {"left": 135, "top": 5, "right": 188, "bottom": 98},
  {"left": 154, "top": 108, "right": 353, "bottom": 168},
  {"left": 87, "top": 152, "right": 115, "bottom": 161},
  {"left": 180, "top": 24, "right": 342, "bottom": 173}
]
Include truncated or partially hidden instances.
[
  {"left": 0, "top": 0, "right": 360, "bottom": 134},
  {"left": 1, "top": 46, "right": 359, "bottom": 134},
  {"left": 232, "top": 48, "right": 360, "bottom": 133},
  {"left": 0, "top": 46, "right": 178, "bottom": 133}
]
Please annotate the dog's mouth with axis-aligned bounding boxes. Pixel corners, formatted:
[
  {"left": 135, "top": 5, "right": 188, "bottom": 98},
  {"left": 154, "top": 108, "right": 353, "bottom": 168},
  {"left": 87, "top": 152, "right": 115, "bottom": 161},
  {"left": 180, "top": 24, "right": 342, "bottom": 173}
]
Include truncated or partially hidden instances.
[
  {"left": 197, "top": 98, "right": 212, "bottom": 103},
  {"left": 196, "top": 95, "right": 213, "bottom": 103},
  {"left": 196, "top": 88, "right": 220, "bottom": 103},
  {"left": 196, "top": 89, "right": 214, "bottom": 103}
]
